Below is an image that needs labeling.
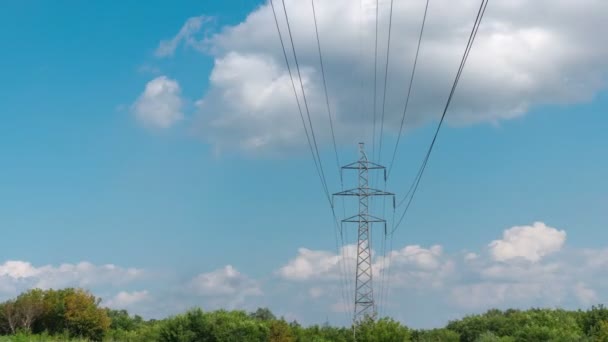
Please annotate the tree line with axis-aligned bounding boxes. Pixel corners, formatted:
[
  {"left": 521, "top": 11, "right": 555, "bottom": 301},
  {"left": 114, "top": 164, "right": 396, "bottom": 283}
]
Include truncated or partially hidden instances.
[{"left": 2, "top": 288, "right": 608, "bottom": 341}]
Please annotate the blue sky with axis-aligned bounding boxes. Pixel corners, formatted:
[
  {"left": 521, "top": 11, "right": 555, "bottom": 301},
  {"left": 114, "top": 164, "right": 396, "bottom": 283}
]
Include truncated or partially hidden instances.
[{"left": 1, "top": 0, "right": 607, "bottom": 328}]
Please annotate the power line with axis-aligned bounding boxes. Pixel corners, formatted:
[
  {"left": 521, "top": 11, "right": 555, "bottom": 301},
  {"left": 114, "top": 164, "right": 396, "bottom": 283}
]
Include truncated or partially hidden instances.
[
  {"left": 377, "top": 0, "right": 395, "bottom": 164},
  {"left": 309, "top": 0, "right": 355, "bottom": 319},
  {"left": 283, "top": 0, "right": 355, "bottom": 320},
  {"left": 311, "top": 0, "right": 341, "bottom": 181},
  {"left": 387, "top": 0, "right": 430, "bottom": 179},
  {"left": 278, "top": 0, "right": 334, "bottom": 204},
  {"left": 381, "top": 208, "right": 396, "bottom": 318},
  {"left": 392, "top": 0, "right": 489, "bottom": 233},
  {"left": 270, "top": 0, "right": 352, "bottom": 321},
  {"left": 378, "top": 225, "right": 388, "bottom": 317},
  {"left": 269, "top": 0, "right": 329, "bottom": 202},
  {"left": 371, "top": 0, "right": 379, "bottom": 162},
  {"left": 310, "top": 0, "right": 351, "bottom": 320},
  {"left": 379, "top": 0, "right": 429, "bottom": 314},
  {"left": 358, "top": 0, "right": 367, "bottom": 144}
]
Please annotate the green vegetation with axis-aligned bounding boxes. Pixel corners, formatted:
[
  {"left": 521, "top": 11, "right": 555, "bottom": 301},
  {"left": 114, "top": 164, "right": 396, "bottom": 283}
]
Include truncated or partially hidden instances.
[{"left": 2, "top": 288, "right": 608, "bottom": 341}]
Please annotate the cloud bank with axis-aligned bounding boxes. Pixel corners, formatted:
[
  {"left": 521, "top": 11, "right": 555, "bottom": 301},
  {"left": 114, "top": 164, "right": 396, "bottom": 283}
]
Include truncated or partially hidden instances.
[
  {"left": 3, "top": 221, "right": 608, "bottom": 328},
  {"left": 136, "top": 0, "right": 607, "bottom": 154}
]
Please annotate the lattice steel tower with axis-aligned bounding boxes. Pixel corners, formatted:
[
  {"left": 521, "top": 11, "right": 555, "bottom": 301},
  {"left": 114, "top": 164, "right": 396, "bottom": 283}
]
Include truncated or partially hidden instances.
[{"left": 334, "top": 142, "right": 395, "bottom": 322}]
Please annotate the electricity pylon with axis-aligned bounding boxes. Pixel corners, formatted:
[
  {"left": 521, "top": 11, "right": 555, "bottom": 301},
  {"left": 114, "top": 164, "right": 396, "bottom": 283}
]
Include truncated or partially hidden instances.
[{"left": 334, "top": 142, "right": 395, "bottom": 323}]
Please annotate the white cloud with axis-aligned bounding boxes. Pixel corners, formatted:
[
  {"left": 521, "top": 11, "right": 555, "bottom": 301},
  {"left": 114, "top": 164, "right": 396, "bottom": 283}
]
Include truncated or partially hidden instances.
[
  {"left": 172, "top": 0, "right": 608, "bottom": 153},
  {"left": 274, "top": 221, "right": 608, "bottom": 324},
  {"left": 278, "top": 243, "right": 452, "bottom": 306},
  {"left": 0, "top": 261, "right": 40, "bottom": 279},
  {"left": 0, "top": 260, "right": 144, "bottom": 299},
  {"left": 156, "top": 15, "right": 211, "bottom": 57},
  {"left": 9, "top": 220, "right": 608, "bottom": 328},
  {"left": 278, "top": 247, "right": 347, "bottom": 281},
  {"left": 106, "top": 290, "right": 150, "bottom": 309},
  {"left": 488, "top": 222, "right": 566, "bottom": 262},
  {"left": 184, "top": 265, "right": 263, "bottom": 311},
  {"left": 574, "top": 282, "right": 597, "bottom": 305},
  {"left": 188, "top": 265, "right": 261, "bottom": 297},
  {"left": 378, "top": 245, "right": 444, "bottom": 271},
  {"left": 132, "top": 76, "right": 184, "bottom": 129},
  {"left": 198, "top": 52, "right": 324, "bottom": 153},
  {"left": 464, "top": 252, "right": 479, "bottom": 261}
]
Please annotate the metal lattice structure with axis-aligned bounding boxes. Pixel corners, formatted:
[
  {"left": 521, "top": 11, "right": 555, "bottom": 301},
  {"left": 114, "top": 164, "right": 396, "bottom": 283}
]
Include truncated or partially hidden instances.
[{"left": 334, "top": 143, "right": 395, "bottom": 323}]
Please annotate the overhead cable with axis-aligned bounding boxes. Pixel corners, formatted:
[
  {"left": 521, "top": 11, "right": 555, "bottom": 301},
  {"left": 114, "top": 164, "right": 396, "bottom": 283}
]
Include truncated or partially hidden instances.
[
  {"left": 386, "top": 0, "right": 431, "bottom": 179},
  {"left": 392, "top": 0, "right": 489, "bottom": 234}
]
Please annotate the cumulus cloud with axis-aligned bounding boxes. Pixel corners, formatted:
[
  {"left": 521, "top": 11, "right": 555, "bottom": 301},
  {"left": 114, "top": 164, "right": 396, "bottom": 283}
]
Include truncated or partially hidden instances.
[
  {"left": 159, "top": 0, "right": 608, "bottom": 153},
  {"left": 182, "top": 265, "right": 263, "bottom": 310},
  {"left": 278, "top": 243, "right": 452, "bottom": 296},
  {"left": 276, "top": 221, "right": 608, "bottom": 323},
  {"left": 132, "top": 76, "right": 184, "bottom": 129},
  {"left": 0, "top": 261, "right": 40, "bottom": 279},
  {"left": 378, "top": 245, "right": 444, "bottom": 271},
  {"left": 196, "top": 52, "right": 329, "bottom": 153},
  {"left": 464, "top": 252, "right": 479, "bottom": 261},
  {"left": 488, "top": 222, "right": 566, "bottom": 262},
  {"left": 0, "top": 260, "right": 144, "bottom": 299},
  {"left": 278, "top": 247, "right": 350, "bottom": 281},
  {"left": 106, "top": 290, "right": 150, "bottom": 309},
  {"left": 188, "top": 265, "right": 261, "bottom": 297},
  {"left": 156, "top": 15, "right": 211, "bottom": 57}
]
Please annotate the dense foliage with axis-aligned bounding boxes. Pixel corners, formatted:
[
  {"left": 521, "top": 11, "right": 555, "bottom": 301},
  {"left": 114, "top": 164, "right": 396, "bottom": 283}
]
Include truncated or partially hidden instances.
[{"left": 2, "top": 288, "right": 608, "bottom": 341}]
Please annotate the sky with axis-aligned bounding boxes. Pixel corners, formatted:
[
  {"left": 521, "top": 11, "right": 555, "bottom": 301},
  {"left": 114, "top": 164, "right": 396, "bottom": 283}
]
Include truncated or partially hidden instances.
[{"left": 0, "top": 0, "right": 607, "bottom": 329}]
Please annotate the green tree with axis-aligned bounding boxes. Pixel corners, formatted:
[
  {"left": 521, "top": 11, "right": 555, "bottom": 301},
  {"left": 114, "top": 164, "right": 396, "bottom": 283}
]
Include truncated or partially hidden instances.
[
  {"left": 250, "top": 308, "right": 276, "bottom": 322},
  {"left": 269, "top": 320, "right": 295, "bottom": 342},
  {"left": 590, "top": 320, "right": 608, "bottom": 342},
  {"left": 107, "top": 309, "right": 144, "bottom": 331},
  {"left": 474, "top": 331, "right": 515, "bottom": 342},
  {"left": 412, "top": 328, "right": 460, "bottom": 341},
  {"left": 158, "top": 313, "right": 197, "bottom": 342},
  {"left": 355, "top": 317, "right": 411, "bottom": 342},
  {"left": 14, "top": 289, "right": 45, "bottom": 333},
  {"left": 37, "top": 288, "right": 73, "bottom": 334},
  {"left": 63, "top": 289, "right": 110, "bottom": 341},
  {"left": 581, "top": 305, "right": 608, "bottom": 336},
  {"left": 0, "top": 300, "right": 19, "bottom": 334}
]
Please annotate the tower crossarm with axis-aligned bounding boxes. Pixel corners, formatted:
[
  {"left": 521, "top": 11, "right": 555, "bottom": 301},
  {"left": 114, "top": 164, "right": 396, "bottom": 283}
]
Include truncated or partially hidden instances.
[
  {"left": 341, "top": 214, "right": 385, "bottom": 223},
  {"left": 333, "top": 188, "right": 394, "bottom": 197}
]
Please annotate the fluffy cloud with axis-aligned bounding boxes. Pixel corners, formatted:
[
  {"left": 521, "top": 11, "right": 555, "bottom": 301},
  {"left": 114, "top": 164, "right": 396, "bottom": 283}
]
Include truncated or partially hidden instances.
[
  {"left": 278, "top": 247, "right": 351, "bottom": 281},
  {"left": 106, "top": 290, "right": 150, "bottom": 309},
  {"left": 0, "top": 260, "right": 144, "bottom": 300},
  {"left": 0, "top": 261, "right": 40, "bottom": 279},
  {"left": 488, "top": 222, "right": 566, "bottom": 262},
  {"left": 276, "top": 221, "right": 608, "bottom": 325},
  {"left": 156, "top": 0, "right": 607, "bottom": 152},
  {"left": 378, "top": 245, "right": 444, "bottom": 271},
  {"left": 155, "top": 15, "right": 211, "bottom": 57},
  {"left": 196, "top": 52, "right": 329, "bottom": 153},
  {"left": 181, "top": 265, "right": 263, "bottom": 311},
  {"left": 132, "top": 76, "right": 184, "bottom": 129},
  {"left": 188, "top": 265, "right": 262, "bottom": 297},
  {"left": 277, "top": 242, "right": 449, "bottom": 318},
  {"left": 374, "top": 244, "right": 454, "bottom": 290}
]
